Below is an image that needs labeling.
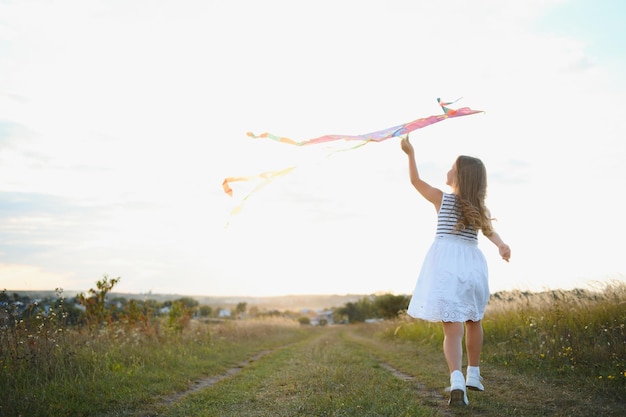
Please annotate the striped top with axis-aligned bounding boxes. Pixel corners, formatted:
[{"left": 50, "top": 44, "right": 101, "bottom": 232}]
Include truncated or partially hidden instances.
[{"left": 436, "top": 193, "right": 478, "bottom": 241}]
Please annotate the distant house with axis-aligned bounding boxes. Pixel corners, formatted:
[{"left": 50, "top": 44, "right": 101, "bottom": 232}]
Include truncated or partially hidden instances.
[
  {"left": 304, "top": 309, "right": 334, "bottom": 326},
  {"left": 316, "top": 310, "right": 334, "bottom": 325},
  {"left": 218, "top": 308, "right": 231, "bottom": 318}
]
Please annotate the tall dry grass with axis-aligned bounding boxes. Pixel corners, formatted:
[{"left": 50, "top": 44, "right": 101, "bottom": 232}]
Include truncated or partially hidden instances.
[
  {"left": 485, "top": 282, "right": 625, "bottom": 373},
  {"left": 0, "top": 298, "right": 304, "bottom": 417},
  {"left": 388, "top": 281, "right": 626, "bottom": 401}
]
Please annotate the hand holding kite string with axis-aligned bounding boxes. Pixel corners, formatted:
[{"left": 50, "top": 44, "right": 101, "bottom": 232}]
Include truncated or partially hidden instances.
[{"left": 223, "top": 98, "right": 484, "bottom": 217}]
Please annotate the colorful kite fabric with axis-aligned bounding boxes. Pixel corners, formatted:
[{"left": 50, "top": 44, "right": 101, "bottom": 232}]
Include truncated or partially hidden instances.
[
  {"left": 223, "top": 98, "right": 483, "bottom": 218},
  {"left": 245, "top": 98, "right": 483, "bottom": 147}
]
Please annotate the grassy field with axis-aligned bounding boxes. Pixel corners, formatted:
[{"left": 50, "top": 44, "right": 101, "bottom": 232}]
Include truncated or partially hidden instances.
[{"left": 1, "top": 283, "right": 624, "bottom": 416}]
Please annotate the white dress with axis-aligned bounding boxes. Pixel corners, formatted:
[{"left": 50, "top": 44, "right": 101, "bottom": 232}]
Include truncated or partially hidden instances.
[{"left": 407, "top": 193, "right": 489, "bottom": 322}]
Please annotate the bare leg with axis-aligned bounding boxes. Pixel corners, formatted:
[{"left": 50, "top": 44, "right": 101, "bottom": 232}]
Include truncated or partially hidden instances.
[
  {"left": 442, "top": 321, "right": 464, "bottom": 373},
  {"left": 465, "top": 320, "right": 483, "bottom": 367}
]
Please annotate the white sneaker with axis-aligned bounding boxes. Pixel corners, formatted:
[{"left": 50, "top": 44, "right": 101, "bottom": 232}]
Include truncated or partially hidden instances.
[
  {"left": 448, "top": 371, "right": 469, "bottom": 406},
  {"left": 466, "top": 373, "right": 485, "bottom": 391}
]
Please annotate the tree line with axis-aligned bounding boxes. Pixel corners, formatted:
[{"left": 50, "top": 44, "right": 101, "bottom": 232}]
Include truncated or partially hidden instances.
[{"left": 1, "top": 276, "right": 411, "bottom": 330}]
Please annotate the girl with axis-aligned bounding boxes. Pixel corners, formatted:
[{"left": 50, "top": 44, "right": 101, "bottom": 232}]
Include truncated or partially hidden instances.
[{"left": 400, "top": 136, "right": 511, "bottom": 407}]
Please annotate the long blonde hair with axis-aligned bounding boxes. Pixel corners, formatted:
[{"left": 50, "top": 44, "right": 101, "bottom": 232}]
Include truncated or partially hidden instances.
[{"left": 453, "top": 155, "right": 494, "bottom": 236}]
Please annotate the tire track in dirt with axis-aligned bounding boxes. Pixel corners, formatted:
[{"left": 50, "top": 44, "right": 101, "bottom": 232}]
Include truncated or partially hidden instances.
[
  {"left": 344, "top": 330, "right": 457, "bottom": 416},
  {"left": 377, "top": 359, "right": 456, "bottom": 416},
  {"left": 131, "top": 337, "right": 315, "bottom": 417},
  {"left": 140, "top": 331, "right": 456, "bottom": 416},
  {"left": 158, "top": 349, "right": 275, "bottom": 407}
]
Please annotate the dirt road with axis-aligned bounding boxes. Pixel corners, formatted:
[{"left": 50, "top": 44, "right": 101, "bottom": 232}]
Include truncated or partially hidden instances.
[{"left": 136, "top": 326, "right": 625, "bottom": 417}]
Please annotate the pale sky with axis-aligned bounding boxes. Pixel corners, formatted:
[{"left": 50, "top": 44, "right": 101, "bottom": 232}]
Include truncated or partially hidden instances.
[{"left": 1, "top": 0, "right": 625, "bottom": 297}]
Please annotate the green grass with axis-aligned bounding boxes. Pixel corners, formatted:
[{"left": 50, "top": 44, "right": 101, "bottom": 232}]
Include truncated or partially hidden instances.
[
  {"left": 384, "top": 281, "right": 626, "bottom": 415},
  {"left": 0, "top": 317, "right": 308, "bottom": 417},
  {"left": 485, "top": 283, "right": 625, "bottom": 394},
  {"left": 1, "top": 282, "right": 624, "bottom": 416},
  {"left": 164, "top": 328, "right": 436, "bottom": 417}
]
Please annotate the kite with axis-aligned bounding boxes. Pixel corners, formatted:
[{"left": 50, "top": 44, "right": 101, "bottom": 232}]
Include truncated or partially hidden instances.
[
  {"left": 245, "top": 98, "right": 482, "bottom": 147},
  {"left": 223, "top": 98, "right": 484, "bottom": 218}
]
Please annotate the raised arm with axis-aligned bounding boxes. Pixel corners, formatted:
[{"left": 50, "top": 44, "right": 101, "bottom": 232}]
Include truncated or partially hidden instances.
[{"left": 400, "top": 136, "right": 443, "bottom": 210}]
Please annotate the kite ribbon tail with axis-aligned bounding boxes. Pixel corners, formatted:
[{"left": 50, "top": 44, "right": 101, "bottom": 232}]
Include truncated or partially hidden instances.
[
  {"left": 224, "top": 166, "right": 297, "bottom": 216},
  {"left": 246, "top": 131, "right": 302, "bottom": 146}
]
